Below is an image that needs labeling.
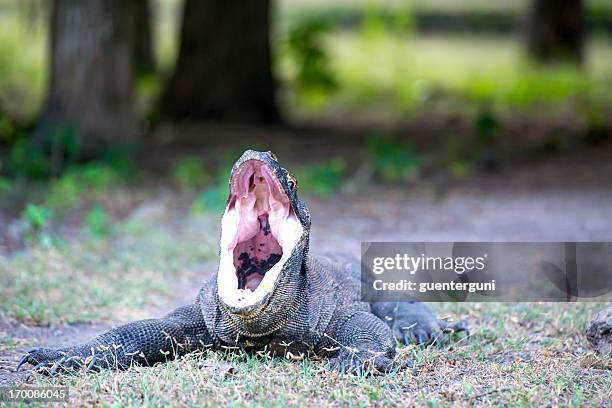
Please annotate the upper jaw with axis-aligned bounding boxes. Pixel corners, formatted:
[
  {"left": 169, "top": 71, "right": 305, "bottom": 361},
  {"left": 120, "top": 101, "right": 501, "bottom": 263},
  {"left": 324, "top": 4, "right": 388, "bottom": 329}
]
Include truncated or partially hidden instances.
[{"left": 230, "top": 150, "right": 307, "bottom": 222}]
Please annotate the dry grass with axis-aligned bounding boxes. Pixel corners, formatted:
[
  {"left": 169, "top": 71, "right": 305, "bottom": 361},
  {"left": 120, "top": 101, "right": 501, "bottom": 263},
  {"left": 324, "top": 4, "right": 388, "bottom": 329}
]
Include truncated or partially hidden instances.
[{"left": 17, "top": 302, "right": 609, "bottom": 407}]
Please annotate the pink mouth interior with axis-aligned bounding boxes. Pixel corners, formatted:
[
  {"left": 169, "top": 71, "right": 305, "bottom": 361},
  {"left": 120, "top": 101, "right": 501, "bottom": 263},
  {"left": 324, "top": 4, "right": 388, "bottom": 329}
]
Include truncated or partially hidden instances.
[{"left": 229, "top": 161, "right": 289, "bottom": 291}]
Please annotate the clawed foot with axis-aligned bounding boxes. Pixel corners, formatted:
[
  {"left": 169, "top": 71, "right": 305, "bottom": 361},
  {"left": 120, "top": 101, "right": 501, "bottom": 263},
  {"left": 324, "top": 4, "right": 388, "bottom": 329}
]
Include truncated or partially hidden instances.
[
  {"left": 400, "top": 317, "right": 469, "bottom": 347},
  {"left": 388, "top": 302, "right": 469, "bottom": 347},
  {"left": 16, "top": 348, "right": 102, "bottom": 376},
  {"left": 327, "top": 349, "right": 413, "bottom": 376}
]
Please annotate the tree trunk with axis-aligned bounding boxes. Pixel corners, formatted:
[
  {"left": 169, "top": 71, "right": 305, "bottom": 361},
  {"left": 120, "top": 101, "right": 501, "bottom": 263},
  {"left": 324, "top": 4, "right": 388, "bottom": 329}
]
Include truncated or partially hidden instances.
[
  {"left": 160, "top": 0, "right": 278, "bottom": 123},
  {"left": 526, "top": 0, "right": 584, "bottom": 64},
  {"left": 36, "top": 0, "right": 135, "bottom": 158},
  {"left": 130, "top": 0, "right": 155, "bottom": 74}
]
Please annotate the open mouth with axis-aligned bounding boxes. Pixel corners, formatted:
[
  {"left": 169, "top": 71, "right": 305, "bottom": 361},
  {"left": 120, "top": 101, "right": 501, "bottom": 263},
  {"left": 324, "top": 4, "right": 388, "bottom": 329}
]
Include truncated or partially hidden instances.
[{"left": 217, "top": 159, "right": 303, "bottom": 308}]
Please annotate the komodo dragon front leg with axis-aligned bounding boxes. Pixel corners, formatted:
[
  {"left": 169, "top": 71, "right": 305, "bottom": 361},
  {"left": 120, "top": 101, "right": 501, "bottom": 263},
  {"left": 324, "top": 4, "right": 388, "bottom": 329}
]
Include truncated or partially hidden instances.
[
  {"left": 326, "top": 311, "right": 398, "bottom": 375},
  {"left": 16, "top": 304, "right": 214, "bottom": 376}
]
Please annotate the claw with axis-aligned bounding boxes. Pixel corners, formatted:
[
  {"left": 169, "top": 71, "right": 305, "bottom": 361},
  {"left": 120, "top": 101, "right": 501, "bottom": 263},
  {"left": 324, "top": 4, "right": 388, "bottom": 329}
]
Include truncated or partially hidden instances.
[
  {"left": 431, "top": 331, "right": 443, "bottom": 348},
  {"left": 402, "top": 331, "right": 411, "bottom": 346},
  {"left": 414, "top": 329, "right": 429, "bottom": 346},
  {"left": 327, "top": 359, "right": 337, "bottom": 371},
  {"left": 49, "top": 357, "right": 67, "bottom": 377},
  {"left": 16, "top": 354, "right": 30, "bottom": 372},
  {"left": 65, "top": 356, "right": 84, "bottom": 371},
  {"left": 403, "top": 358, "right": 416, "bottom": 372},
  {"left": 452, "top": 321, "right": 469, "bottom": 337},
  {"left": 34, "top": 362, "right": 51, "bottom": 375},
  {"left": 86, "top": 355, "right": 99, "bottom": 373},
  {"left": 338, "top": 359, "right": 347, "bottom": 374}
]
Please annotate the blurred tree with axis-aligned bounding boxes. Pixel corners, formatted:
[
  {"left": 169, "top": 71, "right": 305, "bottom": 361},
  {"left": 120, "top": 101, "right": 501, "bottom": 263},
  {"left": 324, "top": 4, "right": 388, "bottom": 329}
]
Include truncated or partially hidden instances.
[
  {"left": 35, "top": 0, "right": 135, "bottom": 159},
  {"left": 130, "top": 0, "right": 155, "bottom": 74},
  {"left": 526, "top": 0, "right": 584, "bottom": 65},
  {"left": 160, "top": 0, "right": 278, "bottom": 122}
]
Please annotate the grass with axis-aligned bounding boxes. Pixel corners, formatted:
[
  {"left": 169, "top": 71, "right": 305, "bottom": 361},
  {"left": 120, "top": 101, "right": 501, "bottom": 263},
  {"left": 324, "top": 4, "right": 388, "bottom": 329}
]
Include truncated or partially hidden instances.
[
  {"left": 2, "top": 199, "right": 610, "bottom": 406},
  {"left": 0, "top": 212, "right": 218, "bottom": 325},
  {"left": 14, "top": 302, "right": 609, "bottom": 407},
  {"left": 1, "top": 187, "right": 610, "bottom": 406}
]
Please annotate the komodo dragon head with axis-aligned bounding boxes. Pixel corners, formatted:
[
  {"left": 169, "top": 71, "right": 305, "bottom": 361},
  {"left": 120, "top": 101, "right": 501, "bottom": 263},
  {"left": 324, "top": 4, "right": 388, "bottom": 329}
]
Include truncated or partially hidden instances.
[{"left": 216, "top": 150, "right": 311, "bottom": 317}]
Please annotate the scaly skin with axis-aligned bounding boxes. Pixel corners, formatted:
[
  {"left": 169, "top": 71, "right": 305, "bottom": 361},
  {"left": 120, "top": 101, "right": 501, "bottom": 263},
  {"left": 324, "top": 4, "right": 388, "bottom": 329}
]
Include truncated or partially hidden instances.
[{"left": 17, "top": 151, "right": 467, "bottom": 376}]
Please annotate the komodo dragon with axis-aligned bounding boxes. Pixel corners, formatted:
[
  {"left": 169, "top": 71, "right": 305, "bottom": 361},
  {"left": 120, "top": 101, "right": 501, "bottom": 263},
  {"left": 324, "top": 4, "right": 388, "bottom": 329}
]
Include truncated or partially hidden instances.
[{"left": 17, "top": 150, "right": 468, "bottom": 376}]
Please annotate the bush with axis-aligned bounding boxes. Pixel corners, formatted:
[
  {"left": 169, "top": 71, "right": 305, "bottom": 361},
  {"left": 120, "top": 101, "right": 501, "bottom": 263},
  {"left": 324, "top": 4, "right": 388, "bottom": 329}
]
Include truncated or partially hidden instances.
[
  {"left": 21, "top": 203, "right": 56, "bottom": 247},
  {"left": 85, "top": 205, "right": 112, "bottom": 237},
  {"left": 296, "top": 158, "right": 346, "bottom": 196},
  {"left": 368, "top": 136, "right": 420, "bottom": 182},
  {"left": 45, "top": 162, "right": 119, "bottom": 212},
  {"left": 286, "top": 20, "right": 337, "bottom": 107},
  {"left": 173, "top": 157, "right": 210, "bottom": 190}
]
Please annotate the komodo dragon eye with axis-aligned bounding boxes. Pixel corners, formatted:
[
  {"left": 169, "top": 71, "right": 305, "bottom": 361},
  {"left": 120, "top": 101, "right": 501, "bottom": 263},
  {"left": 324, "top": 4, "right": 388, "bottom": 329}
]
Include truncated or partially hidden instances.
[{"left": 287, "top": 173, "right": 297, "bottom": 190}]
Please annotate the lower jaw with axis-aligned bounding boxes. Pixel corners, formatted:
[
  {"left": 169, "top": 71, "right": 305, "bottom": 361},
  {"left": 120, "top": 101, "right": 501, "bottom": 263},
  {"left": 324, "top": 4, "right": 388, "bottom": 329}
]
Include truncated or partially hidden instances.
[{"left": 220, "top": 298, "right": 269, "bottom": 318}]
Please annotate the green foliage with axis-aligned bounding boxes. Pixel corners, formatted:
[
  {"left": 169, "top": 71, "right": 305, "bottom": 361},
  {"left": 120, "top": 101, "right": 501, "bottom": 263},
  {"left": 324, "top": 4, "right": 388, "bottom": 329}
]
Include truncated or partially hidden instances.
[
  {"left": 7, "top": 125, "right": 81, "bottom": 179},
  {"left": 473, "top": 104, "right": 499, "bottom": 159},
  {"left": 291, "top": 34, "right": 612, "bottom": 119},
  {"left": 100, "top": 147, "right": 136, "bottom": 177},
  {"left": 443, "top": 140, "right": 472, "bottom": 179},
  {"left": 21, "top": 203, "right": 55, "bottom": 247},
  {"left": 191, "top": 165, "right": 232, "bottom": 214},
  {"left": 135, "top": 72, "right": 163, "bottom": 125},
  {"left": 447, "top": 158, "right": 471, "bottom": 179},
  {"left": 47, "top": 125, "right": 80, "bottom": 172},
  {"left": 361, "top": 1, "right": 415, "bottom": 39},
  {"left": 0, "top": 115, "right": 15, "bottom": 143},
  {"left": 173, "top": 156, "right": 210, "bottom": 190},
  {"left": 85, "top": 205, "right": 112, "bottom": 237},
  {"left": 0, "top": 10, "right": 46, "bottom": 124},
  {"left": 191, "top": 184, "right": 227, "bottom": 214},
  {"left": 0, "top": 176, "right": 12, "bottom": 193},
  {"left": 462, "top": 64, "right": 594, "bottom": 109},
  {"left": 45, "top": 162, "right": 119, "bottom": 212},
  {"left": 22, "top": 203, "right": 50, "bottom": 231},
  {"left": 8, "top": 137, "right": 50, "bottom": 179},
  {"left": 475, "top": 106, "right": 498, "bottom": 141},
  {"left": 296, "top": 158, "right": 346, "bottom": 196},
  {"left": 368, "top": 136, "right": 420, "bottom": 182},
  {"left": 286, "top": 20, "right": 337, "bottom": 107}
]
